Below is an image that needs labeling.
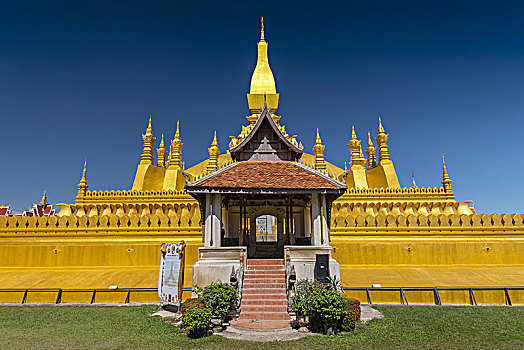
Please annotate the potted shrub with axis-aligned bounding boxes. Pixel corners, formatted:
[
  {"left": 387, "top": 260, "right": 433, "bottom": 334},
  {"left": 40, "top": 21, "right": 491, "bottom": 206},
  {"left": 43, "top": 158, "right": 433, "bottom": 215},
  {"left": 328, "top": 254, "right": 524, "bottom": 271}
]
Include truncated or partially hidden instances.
[
  {"left": 182, "top": 305, "right": 212, "bottom": 338},
  {"left": 194, "top": 282, "right": 237, "bottom": 326}
]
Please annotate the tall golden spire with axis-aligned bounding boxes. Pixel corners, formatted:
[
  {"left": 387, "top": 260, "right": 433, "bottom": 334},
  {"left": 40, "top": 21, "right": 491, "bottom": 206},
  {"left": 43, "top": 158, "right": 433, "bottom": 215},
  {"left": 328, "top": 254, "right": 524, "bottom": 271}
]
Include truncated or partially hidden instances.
[
  {"left": 77, "top": 161, "right": 88, "bottom": 198},
  {"left": 366, "top": 132, "right": 377, "bottom": 169},
  {"left": 140, "top": 115, "right": 156, "bottom": 165},
  {"left": 168, "top": 121, "right": 183, "bottom": 169},
  {"left": 313, "top": 128, "right": 326, "bottom": 170},
  {"left": 38, "top": 189, "right": 49, "bottom": 206},
  {"left": 442, "top": 154, "right": 453, "bottom": 193},
  {"left": 348, "top": 126, "right": 366, "bottom": 168},
  {"left": 157, "top": 134, "right": 167, "bottom": 168},
  {"left": 207, "top": 131, "right": 220, "bottom": 172},
  {"left": 247, "top": 17, "right": 279, "bottom": 114},
  {"left": 260, "top": 16, "right": 265, "bottom": 42},
  {"left": 375, "top": 117, "right": 391, "bottom": 164}
]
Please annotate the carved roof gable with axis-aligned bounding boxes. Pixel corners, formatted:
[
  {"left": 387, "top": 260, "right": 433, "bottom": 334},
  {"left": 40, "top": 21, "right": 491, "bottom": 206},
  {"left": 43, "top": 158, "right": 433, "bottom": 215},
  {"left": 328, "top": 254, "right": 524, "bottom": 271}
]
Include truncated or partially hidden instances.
[{"left": 229, "top": 106, "right": 303, "bottom": 162}]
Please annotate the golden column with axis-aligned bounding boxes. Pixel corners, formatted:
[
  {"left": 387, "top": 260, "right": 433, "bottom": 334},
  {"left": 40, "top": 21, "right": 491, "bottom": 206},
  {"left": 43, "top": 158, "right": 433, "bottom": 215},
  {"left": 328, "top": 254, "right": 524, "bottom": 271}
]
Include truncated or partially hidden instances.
[
  {"left": 156, "top": 134, "right": 167, "bottom": 168},
  {"left": 366, "top": 132, "right": 377, "bottom": 169},
  {"left": 313, "top": 128, "right": 326, "bottom": 170},
  {"left": 375, "top": 117, "right": 391, "bottom": 164},
  {"left": 207, "top": 131, "right": 220, "bottom": 172},
  {"left": 140, "top": 116, "right": 156, "bottom": 165}
]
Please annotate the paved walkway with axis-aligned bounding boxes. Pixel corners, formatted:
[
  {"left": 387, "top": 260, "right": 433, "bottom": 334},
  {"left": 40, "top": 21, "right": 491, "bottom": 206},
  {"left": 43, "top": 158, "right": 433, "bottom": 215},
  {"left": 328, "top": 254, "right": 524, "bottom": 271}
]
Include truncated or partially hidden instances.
[{"left": 218, "top": 324, "right": 312, "bottom": 342}]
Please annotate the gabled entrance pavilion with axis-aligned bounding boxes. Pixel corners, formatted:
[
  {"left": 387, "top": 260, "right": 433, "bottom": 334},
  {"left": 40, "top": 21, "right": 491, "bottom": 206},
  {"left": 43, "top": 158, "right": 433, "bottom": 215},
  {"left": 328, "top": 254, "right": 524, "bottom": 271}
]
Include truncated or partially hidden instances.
[{"left": 187, "top": 107, "right": 346, "bottom": 286}]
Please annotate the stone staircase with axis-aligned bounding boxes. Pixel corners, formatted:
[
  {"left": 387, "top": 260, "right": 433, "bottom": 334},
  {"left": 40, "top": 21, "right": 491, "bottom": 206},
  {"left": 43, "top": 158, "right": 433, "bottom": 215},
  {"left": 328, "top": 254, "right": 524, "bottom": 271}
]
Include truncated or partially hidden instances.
[{"left": 231, "top": 259, "right": 290, "bottom": 329}]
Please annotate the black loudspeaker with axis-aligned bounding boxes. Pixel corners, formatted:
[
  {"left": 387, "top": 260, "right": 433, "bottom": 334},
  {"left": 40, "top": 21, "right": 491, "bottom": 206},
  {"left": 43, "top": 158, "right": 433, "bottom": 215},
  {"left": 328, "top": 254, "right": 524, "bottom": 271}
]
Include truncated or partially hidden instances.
[{"left": 314, "top": 254, "right": 330, "bottom": 283}]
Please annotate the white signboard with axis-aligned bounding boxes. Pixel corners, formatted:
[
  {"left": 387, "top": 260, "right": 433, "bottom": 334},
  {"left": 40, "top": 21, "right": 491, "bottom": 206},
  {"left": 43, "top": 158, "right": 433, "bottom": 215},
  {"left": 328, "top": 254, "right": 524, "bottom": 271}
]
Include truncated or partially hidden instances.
[{"left": 158, "top": 242, "right": 185, "bottom": 305}]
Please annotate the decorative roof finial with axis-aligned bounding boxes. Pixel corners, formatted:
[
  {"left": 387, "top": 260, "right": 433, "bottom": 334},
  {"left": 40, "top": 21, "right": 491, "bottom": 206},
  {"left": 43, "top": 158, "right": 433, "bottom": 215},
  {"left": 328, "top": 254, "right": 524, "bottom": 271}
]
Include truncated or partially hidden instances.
[
  {"left": 375, "top": 117, "right": 390, "bottom": 163},
  {"left": 442, "top": 154, "right": 453, "bottom": 193},
  {"left": 313, "top": 128, "right": 326, "bottom": 170},
  {"left": 38, "top": 189, "right": 49, "bottom": 206},
  {"left": 140, "top": 116, "right": 156, "bottom": 165},
  {"left": 157, "top": 134, "right": 167, "bottom": 168},
  {"left": 260, "top": 16, "right": 265, "bottom": 42},
  {"left": 168, "top": 122, "right": 183, "bottom": 169},
  {"left": 366, "top": 132, "right": 377, "bottom": 169},
  {"left": 207, "top": 131, "right": 220, "bottom": 172},
  {"left": 77, "top": 160, "right": 88, "bottom": 198}
]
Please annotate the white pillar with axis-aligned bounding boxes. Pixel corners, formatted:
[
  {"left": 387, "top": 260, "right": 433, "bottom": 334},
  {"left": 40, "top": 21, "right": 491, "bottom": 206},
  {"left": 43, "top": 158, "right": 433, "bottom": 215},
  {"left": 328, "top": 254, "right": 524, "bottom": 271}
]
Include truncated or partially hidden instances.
[
  {"left": 211, "top": 194, "right": 222, "bottom": 247},
  {"left": 304, "top": 203, "right": 311, "bottom": 238},
  {"left": 204, "top": 193, "right": 212, "bottom": 247},
  {"left": 311, "top": 193, "right": 322, "bottom": 246},
  {"left": 321, "top": 194, "right": 329, "bottom": 246}
]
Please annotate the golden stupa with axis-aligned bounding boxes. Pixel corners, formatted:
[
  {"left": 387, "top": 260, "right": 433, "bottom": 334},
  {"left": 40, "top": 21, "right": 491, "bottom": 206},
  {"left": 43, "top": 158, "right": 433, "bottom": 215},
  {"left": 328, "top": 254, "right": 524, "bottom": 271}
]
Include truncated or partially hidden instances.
[{"left": 0, "top": 18, "right": 522, "bottom": 305}]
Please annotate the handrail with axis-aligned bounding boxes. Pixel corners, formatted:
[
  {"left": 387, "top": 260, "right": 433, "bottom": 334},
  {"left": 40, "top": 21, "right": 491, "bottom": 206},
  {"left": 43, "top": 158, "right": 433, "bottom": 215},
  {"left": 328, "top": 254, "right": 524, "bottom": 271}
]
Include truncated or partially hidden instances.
[
  {"left": 342, "top": 286, "right": 524, "bottom": 306},
  {"left": 0, "top": 287, "right": 193, "bottom": 304}
]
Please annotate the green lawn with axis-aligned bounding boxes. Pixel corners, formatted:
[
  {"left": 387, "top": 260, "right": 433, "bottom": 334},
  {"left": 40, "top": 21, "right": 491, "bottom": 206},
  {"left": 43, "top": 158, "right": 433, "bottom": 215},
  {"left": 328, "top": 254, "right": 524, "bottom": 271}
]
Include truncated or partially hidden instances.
[{"left": 0, "top": 305, "right": 522, "bottom": 349}]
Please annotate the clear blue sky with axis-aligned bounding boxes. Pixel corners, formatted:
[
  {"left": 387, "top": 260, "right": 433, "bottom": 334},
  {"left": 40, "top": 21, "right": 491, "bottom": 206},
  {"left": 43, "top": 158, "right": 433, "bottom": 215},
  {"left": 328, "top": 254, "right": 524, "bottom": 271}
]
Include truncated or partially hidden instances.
[{"left": 0, "top": 0, "right": 522, "bottom": 214}]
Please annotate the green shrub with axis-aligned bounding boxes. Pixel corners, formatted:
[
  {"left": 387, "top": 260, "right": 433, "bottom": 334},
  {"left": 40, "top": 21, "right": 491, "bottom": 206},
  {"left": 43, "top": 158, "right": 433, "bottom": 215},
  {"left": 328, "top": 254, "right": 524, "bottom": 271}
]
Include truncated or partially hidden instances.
[
  {"left": 180, "top": 297, "right": 205, "bottom": 316},
  {"left": 340, "top": 298, "right": 361, "bottom": 331},
  {"left": 182, "top": 306, "right": 211, "bottom": 333},
  {"left": 309, "top": 283, "right": 347, "bottom": 334},
  {"left": 194, "top": 282, "right": 237, "bottom": 318},
  {"left": 291, "top": 278, "right": 361, "bottom": 334}
]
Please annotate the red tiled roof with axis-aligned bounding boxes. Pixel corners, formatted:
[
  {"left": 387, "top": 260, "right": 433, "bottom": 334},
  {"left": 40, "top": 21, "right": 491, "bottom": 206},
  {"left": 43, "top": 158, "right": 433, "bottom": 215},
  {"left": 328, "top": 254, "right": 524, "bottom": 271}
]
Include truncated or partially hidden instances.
[{"left": 188, "top": 161, "right": 345, "bottom": 191}]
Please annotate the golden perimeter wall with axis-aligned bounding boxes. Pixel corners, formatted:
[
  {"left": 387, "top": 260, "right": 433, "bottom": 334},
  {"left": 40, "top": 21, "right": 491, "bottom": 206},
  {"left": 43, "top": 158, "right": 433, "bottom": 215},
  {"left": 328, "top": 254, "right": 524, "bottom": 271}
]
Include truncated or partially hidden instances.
[{"left": 0, "top": 206, "right": 523, "bottom": 305}]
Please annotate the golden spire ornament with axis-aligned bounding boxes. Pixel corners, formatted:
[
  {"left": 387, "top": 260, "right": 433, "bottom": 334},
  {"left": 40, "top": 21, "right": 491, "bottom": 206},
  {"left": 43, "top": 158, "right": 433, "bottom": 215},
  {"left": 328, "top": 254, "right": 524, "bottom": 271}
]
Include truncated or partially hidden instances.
[
  {"left": 168, "top": 121, "right": 183, "bottom": 169},
  {"left": 313, "top": 128, "right": 326, "bottom": 170},
  {"left": 157, "top": 134, "right": 167, "bottom": 168},
  {"left": 366, "top": 132, "right": 377, "bottom": 169},
  {"left": 140, "top": 115, "right": 156, "bottom": 165},
  {"left": 375, "top": 117, "right": 390, "bottom": 164},
  {"left": 207, "top": 131, "right": 220, "bottom": 172},
  {"left": 77, "top": 161, "right": 88, "bottom": 198},
  {"left": 442, "top": 154, "right": 453, "bottom": 193}
]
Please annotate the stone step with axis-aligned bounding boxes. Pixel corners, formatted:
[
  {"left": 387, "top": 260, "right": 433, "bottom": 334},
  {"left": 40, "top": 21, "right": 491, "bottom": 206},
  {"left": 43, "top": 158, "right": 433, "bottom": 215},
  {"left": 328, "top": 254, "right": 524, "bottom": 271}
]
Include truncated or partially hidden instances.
[
  {"left": 247, "top": 259, "right": 284, "bottom": 265},
  {"left": 239, "top": 312, "right": 290, "bottom": 321},
  {"left": 240, "top": 299, "right": 288, "bottom": 306},
  {"left": 242, "top": 277, "right": 285, "bottom": 284},
  {"left": 243, "top": 282, "right": 286, "bottom": 289},
  {"left": 246, "top": 266, "right": 285, "bottom": 271},
  {"left": 241, "top": 291, "right": 287, "bottom": 298},
  {"left": 244, "top": 271, "right": 285, "bottom": 276},
  {"left": 241, "top": 305, "right": 288, "bottom": 313}
]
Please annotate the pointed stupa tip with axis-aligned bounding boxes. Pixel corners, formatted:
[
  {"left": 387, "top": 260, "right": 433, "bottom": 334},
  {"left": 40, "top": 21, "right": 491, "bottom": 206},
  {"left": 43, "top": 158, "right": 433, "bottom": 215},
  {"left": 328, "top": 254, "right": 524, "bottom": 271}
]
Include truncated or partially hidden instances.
[
  {"left": 159, "top": 134, "right": 165, "bottom": 148},
  {"left": 260, "top": 16, "right": 265, "bottom": 42},
  {"left": 367, "top": 132, "right": 373, "bottom": 146},
  {"left": 38, "top": 189, "right": 49, "bottom": 206},
  {"left": 145, "top": 115, "right": 153, "bottom": 135},
  {"left": 378, "top": 117, "right": 385, "bottom": 133},
  {"left": 351, "top": 126, "right": 357, "bottom": 139},
  {"left": 82, "top": 160, "right": 87, "bottom": 178},
  {"left": 211, "top": 131, "right": 218, "bottom": 147},
  {"left": 175, "top": 121, "right": 180, "bottom": 136},
  {"left": 315, "top": 128, "right": 322, "bottom": 144}
]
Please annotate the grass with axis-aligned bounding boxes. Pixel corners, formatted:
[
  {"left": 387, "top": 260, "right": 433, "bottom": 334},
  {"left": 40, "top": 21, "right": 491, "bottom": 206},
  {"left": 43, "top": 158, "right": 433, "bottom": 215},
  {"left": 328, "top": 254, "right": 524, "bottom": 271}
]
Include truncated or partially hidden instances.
[{"left": 0, "top": 305, "right": 523, "bottom": 349}]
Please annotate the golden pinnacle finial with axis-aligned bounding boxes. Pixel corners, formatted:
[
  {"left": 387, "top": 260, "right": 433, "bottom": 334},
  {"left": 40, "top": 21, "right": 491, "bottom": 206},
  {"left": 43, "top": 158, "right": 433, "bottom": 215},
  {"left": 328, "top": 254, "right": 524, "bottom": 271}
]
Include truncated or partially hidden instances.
[
  {"left": 315, "top": 128, "right": 322, "bottom": 144},
  {"left": 38, "top": 188, "right": 49, "bottom": 206},
  {"left": 367, "top": 132, "right": 373, "bottom": 147},
  {"left": 175, "top": 121, "right": 180, "bottom": 140},
  {"left": 77, "top": 160, "right": 88, "bottom": 198},
  {"left": 441, "top": 154, "right": 453, "bottom": 193},
  {"left": 378, "top": 117, "right": 385, "bottom": 134},
  {"left": 146, "top": 115, "right": 153, "bottom": 135},
  {"left": 211, "top": 131, "right": 218, "bottom": 147},
  {"left": 351, "top": 126, "right": 357, "bottom": 140},
  {"left": 260, "top": 16, "right": 265, "bottom": 42},
  {"left": 159, "top": 134, "right": 165, "bottom": 148}
]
